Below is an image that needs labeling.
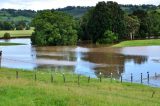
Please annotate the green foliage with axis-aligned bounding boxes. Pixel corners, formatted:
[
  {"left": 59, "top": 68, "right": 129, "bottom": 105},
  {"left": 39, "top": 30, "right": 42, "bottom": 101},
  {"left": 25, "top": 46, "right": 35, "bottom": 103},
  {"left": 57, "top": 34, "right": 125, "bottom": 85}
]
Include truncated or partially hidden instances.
[
  {"left": 97, "top": 30, "right": 118, "bottom": 44},
  {"left": 78, "top": 8, "right": 94, "bottom": 40},
  {"left": 3, "top": 32, "right": 10, "bottom": 39},
  {"left": 124, "top": 15, "right": 140, "bottom": 40},
  {"left": 15, "top": 21, "right": 26, "bottom": 30},
  {"left": 80, "top": 1, "right": 125, "bottom": 43},
  {"left": 31, "top": 10, "right": 78, "bottom": 46},
  {"left": 0, "top": 21, "right": 14, "bottom": 30},
  {"left": 132, "top": 10, "right": 151, "bottom": 38},
  {"left": 148, "top": 10, "right": 160, "bottom": 38}
]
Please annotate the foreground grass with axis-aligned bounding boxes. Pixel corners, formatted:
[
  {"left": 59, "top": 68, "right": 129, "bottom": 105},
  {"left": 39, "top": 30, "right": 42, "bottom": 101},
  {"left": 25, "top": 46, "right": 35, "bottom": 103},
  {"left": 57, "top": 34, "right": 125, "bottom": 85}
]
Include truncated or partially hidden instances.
[
  {"left": 0, "top": 29, "right": 34, "bottom": 38},
  {"left": 0, "top": 42, "right": 25, "bottom": 46},
  {"left": 0, "top": 68, "right": 160, "bottom": 106},
  {"left": 113, "top": 39, "right": 160, "bottom": 47}
]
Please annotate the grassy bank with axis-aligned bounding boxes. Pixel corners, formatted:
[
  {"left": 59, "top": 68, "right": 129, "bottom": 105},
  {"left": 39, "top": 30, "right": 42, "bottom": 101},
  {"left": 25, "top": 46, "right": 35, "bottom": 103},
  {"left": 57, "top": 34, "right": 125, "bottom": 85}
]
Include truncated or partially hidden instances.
[
  {"left": 0, "top": 29, "right": 34, "bottom": 38},
  {"left": 0, "top": 68, "right": 160, "bottom": 106},
  {"left": 0, "top": 42, "right": 25, "bottom": 46},
  {"left": 113, "top": 39, "right": 160, "bottom": 47}
]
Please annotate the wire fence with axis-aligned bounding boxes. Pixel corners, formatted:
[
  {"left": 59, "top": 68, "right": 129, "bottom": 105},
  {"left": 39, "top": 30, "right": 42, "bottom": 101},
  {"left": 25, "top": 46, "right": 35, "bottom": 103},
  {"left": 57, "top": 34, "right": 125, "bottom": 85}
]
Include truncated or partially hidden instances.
[{"left": 0, "top": 56, "right": 160, "bottom": 87}]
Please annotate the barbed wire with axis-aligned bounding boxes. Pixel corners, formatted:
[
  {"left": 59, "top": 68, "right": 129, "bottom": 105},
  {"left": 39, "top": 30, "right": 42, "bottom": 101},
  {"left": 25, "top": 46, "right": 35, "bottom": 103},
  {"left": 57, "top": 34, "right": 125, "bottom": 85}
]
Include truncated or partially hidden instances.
[{"left": 1, "top": 56, "right": 160, "bottom": 87}]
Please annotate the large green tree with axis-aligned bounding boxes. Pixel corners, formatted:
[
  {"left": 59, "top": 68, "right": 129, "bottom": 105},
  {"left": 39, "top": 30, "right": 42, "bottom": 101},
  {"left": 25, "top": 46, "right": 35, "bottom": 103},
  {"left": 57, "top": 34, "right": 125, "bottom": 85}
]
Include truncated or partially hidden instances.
[
  {"left": 31, "top": 10, "right": 78, "bottom": 46},
  {"left": 82, "top": 1, "right": 125, "bottom": 43},
  {"left": 132, "top": 10, "right": 151, "bottom": 38},
  {"left": 148, "top": 11, "right": 160, "bottom": 38},
  {"left": 124, "top": 15, "right": 140, "bottom": 40}
]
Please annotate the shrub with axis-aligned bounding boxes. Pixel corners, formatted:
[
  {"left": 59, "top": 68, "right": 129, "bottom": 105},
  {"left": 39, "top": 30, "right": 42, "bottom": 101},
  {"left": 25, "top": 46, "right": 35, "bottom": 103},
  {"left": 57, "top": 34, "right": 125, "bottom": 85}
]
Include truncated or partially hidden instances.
[
  {"left": 96, "top": 30, "right": 118, "bottom": 44},
  {"left": 3, "top": 33, "right": 11, "bottom": 39}
]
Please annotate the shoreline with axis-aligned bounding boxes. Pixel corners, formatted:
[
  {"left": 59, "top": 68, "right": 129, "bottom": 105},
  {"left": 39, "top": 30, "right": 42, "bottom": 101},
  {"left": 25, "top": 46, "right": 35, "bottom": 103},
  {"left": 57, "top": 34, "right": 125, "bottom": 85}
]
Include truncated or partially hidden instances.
[{"left": 0, "top": 36, "right": 31, "bottom": 39}]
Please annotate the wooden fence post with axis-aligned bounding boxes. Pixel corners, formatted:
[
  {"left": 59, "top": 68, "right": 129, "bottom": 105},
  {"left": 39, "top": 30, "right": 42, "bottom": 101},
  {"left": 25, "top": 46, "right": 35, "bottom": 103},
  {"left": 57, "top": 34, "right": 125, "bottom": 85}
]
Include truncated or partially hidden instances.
[
  {"left": 16, "top": 71, "right": 18, "bottom": 79},
  {"left": 111, "top": 73, "right": 113, "bottom": 82},
  {"left": 51, "top": 73, "right": 53, "bottom": 83},
  {"left": 63, "top": 73, "right": 65, "bottom": 83},
  {"left": 78, "top": 74, "right": 80, "bottom": 85},
  {"left": 34, "top": 72, "right": 37, "bottom": 81},
  {"left": 0, "top": 51, "right": 2, "bottom": 68},
  {"left": 120, "top": 75, "right": 122, "bottom": 83},
  {"left": 88, "top": 76, "right": 90, "bottom": 83},
  {"left": 147, "top": 72, "right": 149, "bottom": 84},
  {"left": 99, "top": 72, "right": 102, "bottom": 82},
  {"left": 141, "top": 73, "right": 143, "bottom": 84},
  {"left": 131, "top": 73, "right": 133, "bottom": 83}
]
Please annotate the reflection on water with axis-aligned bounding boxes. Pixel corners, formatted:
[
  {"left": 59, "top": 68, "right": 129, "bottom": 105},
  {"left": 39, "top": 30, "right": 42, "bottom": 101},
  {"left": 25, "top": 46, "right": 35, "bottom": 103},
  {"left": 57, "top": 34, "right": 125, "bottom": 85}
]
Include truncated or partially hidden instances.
[{"left": 1, "top": 38, "right": 160, "bottom": 87}]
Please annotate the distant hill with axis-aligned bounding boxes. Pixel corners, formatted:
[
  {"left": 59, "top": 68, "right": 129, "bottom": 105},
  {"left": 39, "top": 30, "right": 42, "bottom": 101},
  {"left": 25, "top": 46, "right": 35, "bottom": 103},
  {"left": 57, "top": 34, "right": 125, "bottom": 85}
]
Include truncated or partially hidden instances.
[
  {"left": 56, "top": 6, "right": 92, "bottom": 18},
  {"left": 0, "top": 4, "right": 159, "bottom": 22},
  {"left": 55, "top": 5, "right": 159, "bottom": 17},
  {"left": 0, "top": 9, "right": 36, "bottom": 22}
]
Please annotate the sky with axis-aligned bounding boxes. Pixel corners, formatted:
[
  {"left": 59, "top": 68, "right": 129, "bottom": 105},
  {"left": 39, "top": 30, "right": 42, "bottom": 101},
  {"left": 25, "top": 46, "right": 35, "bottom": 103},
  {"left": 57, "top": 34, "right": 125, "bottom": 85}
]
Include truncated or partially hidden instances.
[{"left": 0, "top": 0, "right": 159, "bottom": 10}]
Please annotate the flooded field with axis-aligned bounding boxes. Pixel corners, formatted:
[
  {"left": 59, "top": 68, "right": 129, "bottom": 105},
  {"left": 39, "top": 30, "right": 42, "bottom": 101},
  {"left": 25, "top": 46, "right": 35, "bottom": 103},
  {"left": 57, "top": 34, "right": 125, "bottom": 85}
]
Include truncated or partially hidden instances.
[{"left": 0, "top": 38, "right": 160, "bottom": 86}]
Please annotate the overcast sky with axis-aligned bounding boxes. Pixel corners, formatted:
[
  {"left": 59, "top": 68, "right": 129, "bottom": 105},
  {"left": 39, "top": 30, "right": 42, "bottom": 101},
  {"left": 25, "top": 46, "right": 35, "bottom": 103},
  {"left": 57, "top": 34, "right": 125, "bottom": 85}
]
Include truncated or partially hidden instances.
[{"left": 0, "top": 0, "right": 159, "bottom": 10}]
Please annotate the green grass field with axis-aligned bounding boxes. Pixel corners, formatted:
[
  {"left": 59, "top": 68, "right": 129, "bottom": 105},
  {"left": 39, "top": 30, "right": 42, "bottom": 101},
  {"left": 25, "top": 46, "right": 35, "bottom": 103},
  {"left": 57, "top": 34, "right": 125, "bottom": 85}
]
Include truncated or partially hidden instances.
[
  {"left": 0, "top": 29, "right": 34, "bottom": 38},
  {"left": 113, "top": 39, "right": 160, "bottom": 47},
  {"left": 0, "top": 67, "right": 160, "bottom": 106}
]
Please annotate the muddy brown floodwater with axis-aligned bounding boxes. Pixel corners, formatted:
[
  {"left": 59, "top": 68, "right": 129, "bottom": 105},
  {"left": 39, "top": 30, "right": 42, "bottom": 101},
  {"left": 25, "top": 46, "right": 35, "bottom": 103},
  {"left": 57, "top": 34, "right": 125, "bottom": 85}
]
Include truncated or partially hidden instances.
[{"left": 0, "top": 38, "right": 160, "bottom": 87}]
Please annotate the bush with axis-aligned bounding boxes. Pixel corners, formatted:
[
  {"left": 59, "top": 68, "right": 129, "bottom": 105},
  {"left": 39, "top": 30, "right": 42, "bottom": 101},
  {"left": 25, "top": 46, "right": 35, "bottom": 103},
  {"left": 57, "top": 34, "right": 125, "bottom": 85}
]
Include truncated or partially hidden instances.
[
  {"left": 3, "top": 33, "right": 11, "bottom": 39},
  {"left": 96, "top": 30, "right": 118, "bottom": 44}
]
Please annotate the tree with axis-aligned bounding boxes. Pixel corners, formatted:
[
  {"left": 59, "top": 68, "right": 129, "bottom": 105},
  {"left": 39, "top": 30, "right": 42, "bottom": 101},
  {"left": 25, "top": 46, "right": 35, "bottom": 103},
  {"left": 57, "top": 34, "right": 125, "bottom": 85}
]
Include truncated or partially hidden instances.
[
  {"left": 15, "top": 21, "right": 26, "bottom": 30},
  {"left": 3, "top": 21, "right": 14, "bottom": 30},
  {"left": 78, "top": 8, "right": 94, "bottom": 40},
  {"left": 124, "top": 15, "right": 140, "bottom": 40},
  {"left": 132, "top": 10, "right": 151, "bottom": 38},
  {"left": 148, "top": 11, "right": 160, "bottom": 38},
  {"left": 31, "top": 10, "right": 78, "bottom": 46},
  {"left": 85, "top": 1, "right": 125, "bottom": 43}
]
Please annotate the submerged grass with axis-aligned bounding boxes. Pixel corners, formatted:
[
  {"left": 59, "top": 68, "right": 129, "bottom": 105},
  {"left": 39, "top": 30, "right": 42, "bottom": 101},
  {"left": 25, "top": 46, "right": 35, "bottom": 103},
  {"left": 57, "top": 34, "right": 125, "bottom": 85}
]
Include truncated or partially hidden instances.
[
  {"left": 113, "top": 39, "right": 160, "bottom": 47},
  {"left": 0, "top": 42, "right": 25, "bottom": 46},
  {"left": 0, "top": 67, "right": 160, "bottom": 106}
]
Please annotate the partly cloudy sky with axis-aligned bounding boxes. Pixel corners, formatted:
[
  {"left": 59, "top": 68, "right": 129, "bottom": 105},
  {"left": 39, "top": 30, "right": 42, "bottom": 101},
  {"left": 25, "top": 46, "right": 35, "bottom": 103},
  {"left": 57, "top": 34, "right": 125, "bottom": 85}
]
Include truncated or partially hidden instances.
[{"left": 0, "top": 0, "right": 159, "bottom": 10}]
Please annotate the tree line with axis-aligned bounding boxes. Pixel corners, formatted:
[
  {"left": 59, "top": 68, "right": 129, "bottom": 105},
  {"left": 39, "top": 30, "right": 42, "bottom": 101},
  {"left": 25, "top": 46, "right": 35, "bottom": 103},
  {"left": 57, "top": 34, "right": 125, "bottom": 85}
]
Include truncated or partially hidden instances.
[
  {"left": 0, "top": 9, "right": 36, "bottom": 18},
  {"left": 30, "top": 2, "right": 160, "bottom": 45},
  {"left": 0, "top": 20, "right": 30, "bottom": 30}
]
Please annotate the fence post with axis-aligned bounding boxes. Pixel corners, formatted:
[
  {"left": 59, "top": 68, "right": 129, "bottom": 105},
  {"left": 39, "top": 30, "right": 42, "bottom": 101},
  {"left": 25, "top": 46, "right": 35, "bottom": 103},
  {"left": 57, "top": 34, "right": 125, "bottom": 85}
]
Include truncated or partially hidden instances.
[
  {"left": 16, "top": 71, "right": 18, "bottom": 79},
  {"left": 51, "top": 73, "right": 53, "bottom": 83},
  {"left": 131, "top": 73, "right": 133, "bottom": 83},
  {"left": 120, "top": 75, "right": 122, "bottom": 83},
  {"left": 111, "top": 73, "right": 113, "bottom": 82},
  {"left": 141, "top": 73, "right": 143, "bottom": 84},
  {"left": 63, "top": 73, "right": 65, "bottom": 83},
  {"left": 88, "top": 76, "right": 90, "bottom": 83},
  {"left": 78, "top": 74, "right": 80, "bottom": 85},
  {"left": 0, "top": 51, "right": 2, "bottom": 68},
  {"left": 99, "top": 72, "right": 102, "bottom": 82},
  {"left": 34, "top": 72, "right": 37, "bottom": 81},
  {"left": 147, "top": 72, "right": 149, "bottom": 84}
]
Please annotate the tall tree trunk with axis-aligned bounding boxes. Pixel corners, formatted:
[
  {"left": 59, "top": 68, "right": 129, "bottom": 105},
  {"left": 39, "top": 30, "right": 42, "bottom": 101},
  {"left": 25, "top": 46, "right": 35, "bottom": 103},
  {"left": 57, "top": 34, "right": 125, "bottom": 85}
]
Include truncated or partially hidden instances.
[{"left": 130, "top": 33, "right": 132, "bottom": 40}]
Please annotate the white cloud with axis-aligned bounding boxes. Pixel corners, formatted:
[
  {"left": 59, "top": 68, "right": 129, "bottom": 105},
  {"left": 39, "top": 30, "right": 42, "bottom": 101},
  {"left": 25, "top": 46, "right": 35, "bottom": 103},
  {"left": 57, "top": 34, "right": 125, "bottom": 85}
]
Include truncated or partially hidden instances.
[{"left": 0, "top": 0, "right": 160, "bottom": 10}]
